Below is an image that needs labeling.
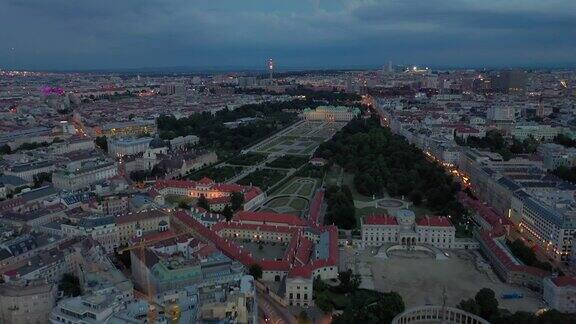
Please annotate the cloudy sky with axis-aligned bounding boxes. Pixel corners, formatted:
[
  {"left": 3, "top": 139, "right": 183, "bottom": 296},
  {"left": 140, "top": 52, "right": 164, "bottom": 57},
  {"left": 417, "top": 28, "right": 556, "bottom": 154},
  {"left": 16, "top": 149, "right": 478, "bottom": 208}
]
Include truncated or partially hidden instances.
[{"left": 1, "top": 0, "right": 575, "bottom": 70}]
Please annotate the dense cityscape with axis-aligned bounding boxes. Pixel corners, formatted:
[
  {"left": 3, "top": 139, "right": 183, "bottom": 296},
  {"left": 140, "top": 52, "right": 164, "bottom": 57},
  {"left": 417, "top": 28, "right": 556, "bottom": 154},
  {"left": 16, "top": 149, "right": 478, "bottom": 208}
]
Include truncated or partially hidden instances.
[
  {"left": 1, "top": 64, "right": 575, "bottom": 324},
  {"left": 2, "top": 1, "right": 576, "bottom": 324}
]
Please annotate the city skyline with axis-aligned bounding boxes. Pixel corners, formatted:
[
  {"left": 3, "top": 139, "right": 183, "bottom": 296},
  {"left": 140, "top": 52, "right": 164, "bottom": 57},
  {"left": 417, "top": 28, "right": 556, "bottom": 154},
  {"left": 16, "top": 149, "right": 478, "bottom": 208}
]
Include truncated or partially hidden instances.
[{"left": 1, "top": 0, "right": 576, "bottom": 71}]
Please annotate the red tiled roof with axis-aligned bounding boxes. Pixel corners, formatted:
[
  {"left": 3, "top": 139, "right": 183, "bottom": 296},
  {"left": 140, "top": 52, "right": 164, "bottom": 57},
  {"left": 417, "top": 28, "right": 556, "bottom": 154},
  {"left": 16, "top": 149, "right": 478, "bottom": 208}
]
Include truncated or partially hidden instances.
[
  {"left": 365, "top": 215, "right": 398, "bottom": 226},
  {"left": 174, "top": 211, "right": 339, "bottom": 278},
  {"left": 233, "top": 211, "right": 307, "bottom": 227},
  {"left": 243, "top": 187, "right": 263, "bottom": 202},
  {"left": 208, "top": 196, "right": 231, "bottom": 205},
  {"left": 131, "top": 229, "right": 175, "bottom": 245},
  {"left": 288, "top": 265, "right": 312, "bottom": 278},
  {"left": 212, "top": 221, "right": 294, "bottom": 235},
  {"left": 213, "top": 183, "right": 244, "bottom": 192},
  {"left": 197, "top": 177, "right": 215, "bottom": 185},
  {"left": 478, "top": 230, "right": 550, "bottom": 278},
  {"left": 155, "top": 179, "right": 196, "bottom": 189},
  {"left": 552, "top": 276, "right": 576, "bottom": 287},
  {"left": 308, "top": 190, "right": 324, "bottom": 225},
  {"left": 416, "top": 215, "right": 452, "bottom": 227},
  {"left": 458, "top": 192, "right": 513, "bottom": 229},
  {"left": 0, "top": 197, "right": 24, "bottom": 212}
]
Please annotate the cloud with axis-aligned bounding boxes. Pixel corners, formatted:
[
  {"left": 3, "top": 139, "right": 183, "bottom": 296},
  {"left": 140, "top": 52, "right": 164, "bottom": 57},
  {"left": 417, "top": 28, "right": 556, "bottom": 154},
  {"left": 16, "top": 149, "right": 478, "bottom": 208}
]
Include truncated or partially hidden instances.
[{"left": 0, "top": 0, "right": 574, "bottom": 69}]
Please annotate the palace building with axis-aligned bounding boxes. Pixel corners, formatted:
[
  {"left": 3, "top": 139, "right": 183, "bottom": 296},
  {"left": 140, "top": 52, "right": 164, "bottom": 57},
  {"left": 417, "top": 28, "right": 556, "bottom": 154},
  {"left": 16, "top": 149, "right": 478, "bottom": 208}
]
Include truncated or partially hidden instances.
[
  {"left": 153, "top": 177, "right": 266, "bottom": 211},
  {"left": 302, "top": 105, "right": 360, "bottom": 122},
  {"left": 361, "top": 209, "right": 456, "bottom": 249}
]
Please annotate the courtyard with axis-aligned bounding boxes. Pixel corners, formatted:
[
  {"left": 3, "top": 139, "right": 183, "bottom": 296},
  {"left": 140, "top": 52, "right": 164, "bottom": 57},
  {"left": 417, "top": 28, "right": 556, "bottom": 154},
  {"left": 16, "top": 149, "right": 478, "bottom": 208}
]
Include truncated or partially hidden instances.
[
  {"left": 359, "top": 249, "right": 545, "bottom": 313},
  {"left": 233, "top": 240, "right": 288, "bottom": 261}
]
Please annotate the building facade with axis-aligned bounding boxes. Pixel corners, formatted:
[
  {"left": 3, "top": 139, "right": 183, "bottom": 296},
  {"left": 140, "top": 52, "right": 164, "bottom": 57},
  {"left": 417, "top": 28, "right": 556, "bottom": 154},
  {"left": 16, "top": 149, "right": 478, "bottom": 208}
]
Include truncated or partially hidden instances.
[
  {"left": 0, "top": 280, "right": 57, "bottom": 324},
  {"left": 361, "top": 210, "right": 456, "bottom": 249}
]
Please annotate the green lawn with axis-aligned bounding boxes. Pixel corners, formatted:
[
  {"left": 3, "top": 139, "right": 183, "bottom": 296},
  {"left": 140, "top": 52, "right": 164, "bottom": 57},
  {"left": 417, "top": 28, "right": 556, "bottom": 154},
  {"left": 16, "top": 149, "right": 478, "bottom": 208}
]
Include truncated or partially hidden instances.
[
  {"left": 259, "top": 138, "right": 283, "bottom": 151},
  {"left": 237, "top": 169, "right": 288, "bottom": 191},
  {"left": 227, "top": 152, "right": 268, "bottom": 166},
  {"left": 267, "top": 196, "right": 291, "bottom": 208},
  {"left": 356, "top": 206, "right": 389, "bottom": 218},
  {"left": 280, "top": 182, "right": 301, "bottom": 195},
  {"left": 289, "top": 197, "right": 308, "bottom": 210},
  {"left": 299, "top": 182, "right": 315, "bottom": 197}
]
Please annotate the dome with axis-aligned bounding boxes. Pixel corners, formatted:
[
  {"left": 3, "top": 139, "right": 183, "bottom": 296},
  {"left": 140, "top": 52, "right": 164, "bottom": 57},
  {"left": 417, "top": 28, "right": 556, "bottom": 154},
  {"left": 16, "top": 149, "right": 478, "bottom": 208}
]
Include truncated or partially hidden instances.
[{"left": 395, "top": 209, "right": 415, "bottom": 226}]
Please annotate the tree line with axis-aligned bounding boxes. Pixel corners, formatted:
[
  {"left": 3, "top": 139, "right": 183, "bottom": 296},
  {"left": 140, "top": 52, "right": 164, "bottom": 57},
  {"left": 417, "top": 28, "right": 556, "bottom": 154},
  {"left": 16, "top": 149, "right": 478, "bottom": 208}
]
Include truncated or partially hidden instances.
[
  {"left": 156, "top": 100, "right": 304, "bottom": 156},
  {"left": 316, "top": 117, "right": 466, "bottom": 226},
  {"left": 458, "top": 288, "right": 575, "bottom": 324},
  {"left": 455, "top": 129, "right": 539, "bottom": 160}
]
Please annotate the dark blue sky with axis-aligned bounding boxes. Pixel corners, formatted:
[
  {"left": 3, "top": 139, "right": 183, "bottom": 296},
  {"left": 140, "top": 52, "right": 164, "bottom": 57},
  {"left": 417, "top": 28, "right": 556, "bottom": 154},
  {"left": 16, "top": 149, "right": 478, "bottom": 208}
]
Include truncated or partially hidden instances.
[{"left": 1, "top": 0, "right": 575, "bottom": 70}]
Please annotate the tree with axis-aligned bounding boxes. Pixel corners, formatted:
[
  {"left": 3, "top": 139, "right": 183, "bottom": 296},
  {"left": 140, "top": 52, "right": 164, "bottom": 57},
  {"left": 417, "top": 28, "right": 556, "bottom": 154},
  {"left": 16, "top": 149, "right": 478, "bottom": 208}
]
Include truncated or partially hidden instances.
[
  {"left": 230, "top": 192, "right": 244, "bottom": 211},
  {"left": 336, "top": 269, "right": 361, "bottom": 293},
  {"left": 222, "top": 205, "right": 233, "bottom": 221},
  {"left": 315, "top": 117, "right": 465, "bottom": 227},
  {"left": 536, "top": 309, "right": 576, "bottom": 324},
  {"left": 457, "top": 298, "right": 480, "bottom": 316},
  {"left": 475, "top": 288, "right": 499, "bottom": 322},
  {"left": 493, "top": 311, "right": 538, "bottom": 324},
  {"left": 313, "top": 276, "right": 328, "bottom": 293},
  {"left": 178, "top": 201, "right": 189, "bottom": 209},
  {"left": 315, "top": 292, "right": 334, "bottom": 313},
  {"left": 59, "top": 273, "right": 82, "bottom": 297},
  {"left": 333, "top": 290, "right": 404, "bottom": 324},
  {"left": 248, "top": 263, "right": 263, "bottom": 279},
  {"left": 33, "top": 172, "right": 52, "bottom": 187},
  {"left": 0, "top": 144, "right": 11, "bottom": 155},
  {"left": 95, "top": 136, "right": 108, "bottom": 152},
  {"left": 325, "top": 185, "right": 356, "bottom": 229},
  {"left": 130, "top": 170, "right": 150, "bottom": 182},
  {"left": 197, "top": 195, "right": 210, "bottom": 210},
  {"left": 552, "top": 165, "right": 576, "bottom": 184},
  {"left": 553, "top": 134, "right": 576, "bottom": 148}
]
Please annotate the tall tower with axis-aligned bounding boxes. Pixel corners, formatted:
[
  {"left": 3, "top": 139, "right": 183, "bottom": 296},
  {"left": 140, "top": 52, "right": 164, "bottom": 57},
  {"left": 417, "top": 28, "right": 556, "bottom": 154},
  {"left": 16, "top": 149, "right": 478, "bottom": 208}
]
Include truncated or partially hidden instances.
[{"left": 268, "top": 58, "right": 274, "bottom": 81}]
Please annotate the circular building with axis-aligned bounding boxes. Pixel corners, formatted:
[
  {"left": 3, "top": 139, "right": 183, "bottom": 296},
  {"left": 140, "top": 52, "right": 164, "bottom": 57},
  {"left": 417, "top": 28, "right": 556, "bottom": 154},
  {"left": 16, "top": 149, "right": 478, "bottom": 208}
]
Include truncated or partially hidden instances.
[{"left": 391, "top": 305, "right": 489, "bottom": 324}]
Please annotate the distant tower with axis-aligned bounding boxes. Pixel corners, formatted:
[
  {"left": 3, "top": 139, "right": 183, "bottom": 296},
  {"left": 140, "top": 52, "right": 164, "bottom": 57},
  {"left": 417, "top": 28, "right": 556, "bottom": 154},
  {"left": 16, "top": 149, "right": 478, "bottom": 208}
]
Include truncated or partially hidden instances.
[
  {"left": 388, "top": 60, "right": 393, "bottom": 73},
  {"left": 268, "top": 58, "right": 274, "bottom": 80}
]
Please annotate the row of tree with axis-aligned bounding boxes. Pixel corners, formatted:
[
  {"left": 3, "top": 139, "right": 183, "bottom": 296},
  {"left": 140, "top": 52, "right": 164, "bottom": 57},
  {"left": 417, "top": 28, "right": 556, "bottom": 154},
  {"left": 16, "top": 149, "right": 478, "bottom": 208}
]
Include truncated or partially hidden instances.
[
  {"left": 455, "top": 130, "right": 539, "bottom": 160},
  {"left": 458, "top": 288, "right": 575, "bottom": 324},
  {"left": 325, "top": 185, "right": 356, "bottom": 229},
  {"left": 553, "top": 134, "right": 576, "bottom": 148},
  {"left": 506, "top": 239, "right": 557, "bottom": 273},
  {"left": 156, "top": 100, "right": 303, "bottom": 150},
  {"left": 316, "top": 117, "right": 466, "bottom": 226},
  {"left": 313, "top": 270, "right": 405, "bottom": 323},
  {"left": 552, "top": 165, "right": 576, "bottom": 184}
]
